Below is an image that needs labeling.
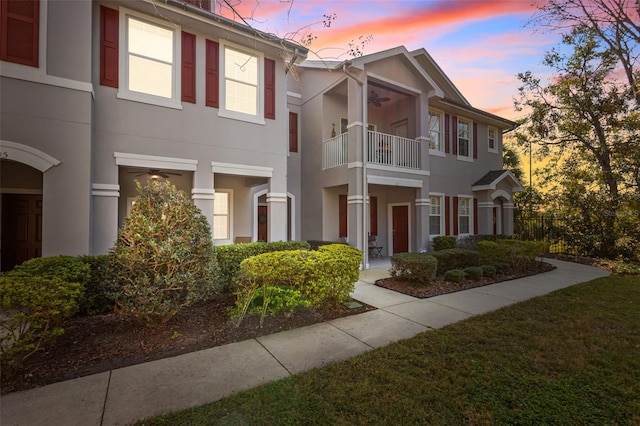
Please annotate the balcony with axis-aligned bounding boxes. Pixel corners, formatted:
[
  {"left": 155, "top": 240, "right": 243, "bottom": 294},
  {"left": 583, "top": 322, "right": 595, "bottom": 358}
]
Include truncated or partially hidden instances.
[{"left": 322, "top": 131, "right": 420, "bottom": 170}]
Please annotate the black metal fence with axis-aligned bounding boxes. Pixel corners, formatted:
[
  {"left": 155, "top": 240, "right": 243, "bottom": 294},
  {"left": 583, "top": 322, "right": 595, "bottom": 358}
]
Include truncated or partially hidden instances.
[{"left": 514, "top": 214, "right": 584, "bottom": 256}]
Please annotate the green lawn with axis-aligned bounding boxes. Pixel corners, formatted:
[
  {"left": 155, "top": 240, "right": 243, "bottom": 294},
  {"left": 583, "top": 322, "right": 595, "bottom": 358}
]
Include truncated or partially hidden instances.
[{"left": 138, "top": 276, "right": 640, "bottom": 425}]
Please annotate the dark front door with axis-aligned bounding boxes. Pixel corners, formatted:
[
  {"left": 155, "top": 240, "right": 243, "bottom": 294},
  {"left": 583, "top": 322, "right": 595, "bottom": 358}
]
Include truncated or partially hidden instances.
[
  {"left": 1, "top": 194, "right": 42, "bottom": 271},
  {"left": 257, "top": 205, "right": 268, "bottom": 242},
  {"left": 392, "top": 205, "right": 409, "bottom": 254}
]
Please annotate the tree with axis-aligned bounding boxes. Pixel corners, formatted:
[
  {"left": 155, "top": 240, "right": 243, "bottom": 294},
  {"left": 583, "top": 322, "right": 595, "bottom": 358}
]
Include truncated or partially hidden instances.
[{"left": 515, "top": 25, "right": 640, "bottom": 258}]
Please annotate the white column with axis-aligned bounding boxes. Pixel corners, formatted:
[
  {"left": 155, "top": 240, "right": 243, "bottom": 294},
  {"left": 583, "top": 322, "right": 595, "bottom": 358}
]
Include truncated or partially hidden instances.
[{"left": 91, "top": 183, "right": 119, "bottom": 254}]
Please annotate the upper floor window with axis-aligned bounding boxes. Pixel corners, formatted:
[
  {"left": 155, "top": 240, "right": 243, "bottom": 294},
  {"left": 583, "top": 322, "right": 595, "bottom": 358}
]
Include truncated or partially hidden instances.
[
  {"left": 428, "top": 111, "right": 443, "bottom": 152},
  {"left": 0, "top": 0, "right": 39, "bottom": 67},
  {"left": 429, "top": 195, "right": 443, "bottom": 236},
  {"left": 222, "top": 44, "right": 261, "bottom": 119},
  {"left": 488, "top": 126, "right": 498, "bottom": 153},
  {"left": 118, "top": 9, "right": 181, "bottom": 108},
  {"left": 458, "top": 197, "right": 471, "bottom": 234},
  {"left": 457, "top": 117, "right": 472, "bottom": 159}
]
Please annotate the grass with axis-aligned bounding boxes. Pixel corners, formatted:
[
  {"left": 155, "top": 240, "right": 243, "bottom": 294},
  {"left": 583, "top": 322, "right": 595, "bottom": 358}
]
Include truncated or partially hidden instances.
[{"left": 138, "top": 275, "right": 640, "bottom": 425}]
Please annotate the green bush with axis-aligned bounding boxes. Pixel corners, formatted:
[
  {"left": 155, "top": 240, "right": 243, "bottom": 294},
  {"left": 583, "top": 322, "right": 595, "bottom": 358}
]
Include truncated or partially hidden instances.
[
  {"left": 481, "top": 264, "right": 497, "bottom": 278},
  {"left": 77, "top": 255, "right": 115, "bottom": 316},
  {"left": 390, "top": 253, "right": 438, "bottom": 285},
  {"left": 216, "top": 240, "right": 311, "bottom": 291},
  {"left": 10, "top": 255, "right": 90, "bottom": 287},
  {"left": 0, "top": 273, "right": 82, "bottom": 364},
  {"left": 458, "top": 234, "right": 509, "bottom": 250},
  {"left": 233, "top": 245, "right": 361, "bottom": 325},
  {"left": 432, "top": 236, "right": 457, "bottom": 251},
  {"left": 463, "top": 266, "right": 483, "bottom": 280},
  {"left": 478, "top": 240, "right": 548, "bottom": 272},
  {"left": 443, "top": 269, "right": 465, "bottom": 283},
  {"left": 241, "top": 286, "right": 312, "bottom": 317},
  {"left": 493, "top": 262, "right": 511, "bottom": 274},
  {"left": 109, "top": 180, "right": 219, "bottom": 326},
  {"left": 430, "top": 248, "right": 480, "bottom": 275}
]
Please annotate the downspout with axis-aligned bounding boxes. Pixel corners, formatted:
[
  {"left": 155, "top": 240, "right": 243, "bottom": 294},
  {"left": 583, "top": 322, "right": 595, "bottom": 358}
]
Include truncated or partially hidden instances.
[{"left": 342, "top": 62, "right": 369, "bottom": 269}]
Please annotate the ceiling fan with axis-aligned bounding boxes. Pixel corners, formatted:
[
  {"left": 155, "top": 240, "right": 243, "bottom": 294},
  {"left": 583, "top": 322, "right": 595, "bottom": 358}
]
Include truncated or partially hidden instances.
[
  {"left": 128, "top": 169, "right": 182, "bottom": 179},
  {"left": 367, "top": 90, "right": 391, "bottom": 107}
]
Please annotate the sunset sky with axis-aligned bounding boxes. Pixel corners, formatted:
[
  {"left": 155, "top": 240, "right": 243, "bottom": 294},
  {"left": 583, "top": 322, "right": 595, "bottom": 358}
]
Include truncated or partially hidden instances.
[{"left": 218, "top": 0, "right": 561, "bottom": 121}]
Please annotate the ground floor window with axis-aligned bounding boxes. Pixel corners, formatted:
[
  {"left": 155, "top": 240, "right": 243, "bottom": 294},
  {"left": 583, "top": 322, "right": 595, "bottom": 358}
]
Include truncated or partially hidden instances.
[
  {"left": 214, "top": 190, "right": 232, "bottom": 240},
  {"left": 429, "top": 195, "right": 442, "bottom": 235},
  {"left": 458, "top": 197, "right": 471, "bottom": 234}
]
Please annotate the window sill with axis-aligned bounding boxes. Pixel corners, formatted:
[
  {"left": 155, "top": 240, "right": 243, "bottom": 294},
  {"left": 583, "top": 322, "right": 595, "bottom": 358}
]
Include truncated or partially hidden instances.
[
  {"left": 488, "top": 148, "right": 499, "bottom": 154},
  {"left": 456, "top": 156, "right": 474, "bottom": 163},
  {"left": 429, "top": 149, "right": 445, "bottom": 157},
  {"left": 218, "top": 109, "right": 266, "bottom": 125},
  {"left": 117, "top": 91, "right": 183, "bottom": 110}
]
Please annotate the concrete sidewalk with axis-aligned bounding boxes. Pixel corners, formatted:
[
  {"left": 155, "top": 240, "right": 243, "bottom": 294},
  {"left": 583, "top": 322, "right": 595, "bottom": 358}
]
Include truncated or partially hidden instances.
[{"left": 0, "top": 259, "right": 610, "bottom": 426}]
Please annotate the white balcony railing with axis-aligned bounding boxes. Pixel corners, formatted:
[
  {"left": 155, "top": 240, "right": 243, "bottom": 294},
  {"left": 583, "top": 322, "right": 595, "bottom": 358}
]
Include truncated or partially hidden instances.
[
  {"left": 322, "top": 131, "right": 420, "bottom": 170},
  {"left": 367, "top": 131, "right": 420, "bottom": 169},
  {"left": 322, "top": 133, "right": 348, "bottom": 170}
]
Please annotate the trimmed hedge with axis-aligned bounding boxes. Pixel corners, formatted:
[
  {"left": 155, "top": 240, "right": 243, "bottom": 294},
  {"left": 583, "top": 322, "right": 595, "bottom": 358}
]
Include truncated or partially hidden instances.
[
  {"left": 432, "top": 236, "right": 457, "bottom": 251},
  {"left": 463, "top": 266, "right": 483, "bottom": 280},
  {"left": 233, "top": 244, "right": 361, "bottom": 325},
  {"left": 457, "top": 234, "right": 509, "bottom": 250},
  {"left": 430, "top": 248, "right": 480, "bottom": 275},
  {"left": 443, "top": 269, "right": 465, "bottom": 283},
  {"left": 481, "top": 264, "right": 497, "bottom": 278},
  {"left": 477, "top": 240, "right": 548, "bottom": 271},
  {"left": 216, "top": 241, "right": 311, "bottom": 291},
  {"left": 390, "top": 253, "right": 438, "bottom": 285},
  {"left": 1, "top": 257, "right": 85, "bottom": 363}
]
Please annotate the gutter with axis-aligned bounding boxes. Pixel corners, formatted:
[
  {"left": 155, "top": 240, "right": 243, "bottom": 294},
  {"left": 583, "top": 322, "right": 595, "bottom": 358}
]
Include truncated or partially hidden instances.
[{"left": 341, "top": 62, "right": 369, "bottom": 269}]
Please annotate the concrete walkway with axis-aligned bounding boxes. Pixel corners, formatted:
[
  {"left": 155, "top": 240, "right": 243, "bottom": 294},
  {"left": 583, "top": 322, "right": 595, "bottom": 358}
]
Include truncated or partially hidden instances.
[{"left": 0, "top": 259, "right": 610, "bottom": 426}]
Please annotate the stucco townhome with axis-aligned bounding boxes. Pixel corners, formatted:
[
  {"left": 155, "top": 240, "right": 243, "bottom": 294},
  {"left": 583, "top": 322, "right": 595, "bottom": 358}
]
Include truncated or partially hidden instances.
[
  {"left": 289, "top": 49, "right": 523, "bottom": 266},
  {"left": 1, "top": 0, "right": 307, "bottom": 271},
  {"left": 1, "top": 0, "right": 522, "bottom": 272}
]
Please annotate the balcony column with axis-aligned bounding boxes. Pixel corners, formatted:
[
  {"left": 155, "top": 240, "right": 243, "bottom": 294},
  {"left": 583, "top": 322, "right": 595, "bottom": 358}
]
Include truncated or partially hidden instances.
[
  {"left": 503, "top": 201, "right": 515, "bottom": 236},
  {"left": 192, "top": 166, "right": 215, "bottom": 238},
  {"left": 416, "top": 93, "right": 430, "bottom": 171},
  {"left": 267, "top": 166, "right": 288, "bottom": 242},
  {"left": 346, "top": 77, "right": 365, "bottom": 165},
  {"left": 415, "top": 184, "right": 430, "bottom": 250}
]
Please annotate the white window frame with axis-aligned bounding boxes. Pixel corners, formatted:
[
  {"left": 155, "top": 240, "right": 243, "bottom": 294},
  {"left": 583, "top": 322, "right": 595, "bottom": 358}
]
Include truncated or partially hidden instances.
[
  {"left": 218, "top": 40, "right": 265, "bottom": 125},
  {"left": 488, "top": 125, "right": 498, "bottom": 153},
  {"left": 213, "top": 189, "right": 233, "bottom": 243},
  {"left": 117, "top": 8, "right": 182, "bottom": 110},
  {"left": 457, "top": 117, "right": 473, "bottom": 161},
  {"left": 428, "top": 109, "right": 445, "bottom": 157},
  {"left": 458, "top": 196, "right": 473, "bottom": 236},
  {"left": 429, "top": 193, "right": 444, "bottom": 236}
]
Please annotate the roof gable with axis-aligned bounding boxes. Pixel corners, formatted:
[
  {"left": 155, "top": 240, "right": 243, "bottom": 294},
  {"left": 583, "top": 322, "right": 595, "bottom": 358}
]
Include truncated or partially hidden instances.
[
  {"left": 472, "top": 170, "right": 524, "bottom": 193},
  {"left": 410, "top": 48, "right": 469, "bottom": 105}
]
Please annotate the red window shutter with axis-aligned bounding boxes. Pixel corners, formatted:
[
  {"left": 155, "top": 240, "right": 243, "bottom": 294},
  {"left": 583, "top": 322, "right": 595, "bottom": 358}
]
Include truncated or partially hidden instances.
[
  {"left": 444, "top": 196, "right": 450, "bottom": 235},
  {"left": 100, "top": 6, "right": 118, "bottom": 88},
  {"left": 289, "top": 111, "right": 298, "bottom": 152},
  {"left": 453, "top": 196, "right": 459, "bottom": 235},
  {"left": 444, "top": 114, "right": 450, "bottom": 154},
  {"left": 205, "top": 39, "right": 219, "bottom": 108},
  {"left": 370, "top": 196, "right": 378, "bottom": 236},
  {"left": 452, "top": 116, "right": 458, "bottom": 156},
  {"left": 339, "top": 195, "right": 347, "bottom": 238},
  {"left": 473, "top": 122, "right": 478, "bottom": 159},
  {"left": 1, "top": 0, "right": 39, "bottom": 67},
  {"left": 181, "top": 31, "right": 196, "bottom": 103},
  {"left": 264, "top": 58, "right": 276, "bottom": 119},
  {"left": 473, "top": 197, "right": 479, "bottom": 234}
]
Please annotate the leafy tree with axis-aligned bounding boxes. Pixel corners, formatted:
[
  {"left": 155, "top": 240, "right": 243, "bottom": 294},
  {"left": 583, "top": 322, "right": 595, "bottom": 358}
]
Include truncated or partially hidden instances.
[
  {"left": 515, "top": 24, "right": 640, "bottom": 258},
  {"left": 110, "top": 180, "right": 220, "bottom": 326}
]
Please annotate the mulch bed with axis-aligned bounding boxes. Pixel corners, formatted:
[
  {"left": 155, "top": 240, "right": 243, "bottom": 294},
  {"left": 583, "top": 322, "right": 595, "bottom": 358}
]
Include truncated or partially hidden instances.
[
  {"left": 2, "top": 260, "right": 559, "bottom": 395},
  {"left": 376, "top": 261, "right": 557, "bottom": 299},
  {"left": 1, "top": 295, "right": 374, "bottom": 395}
]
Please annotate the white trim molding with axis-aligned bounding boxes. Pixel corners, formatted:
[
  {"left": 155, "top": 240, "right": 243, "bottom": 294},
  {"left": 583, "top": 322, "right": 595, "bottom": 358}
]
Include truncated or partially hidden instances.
[
  {"left": 367, "top": 164, "right": 430, "bottom": 176},
  {"left": 192, "top": 188, "right": 215, "bottom": 200},
  {"left": 266, "top": 192, "right": 288, "bottom": 203},
  {"left": 503, "top": 202, "right": 514, "bottom": 209},
  {"left": 478, "top": 201, "right": 495, "bottom": 208},
  {"left": 1, "top": 140, "right": 61, "bottom": 172},
  {"left": 415, "top": 198, "right": 430, "bottom": 207},
  {"left": 92, "top": 183, "right": 120, "bottom": 197},
  {"left": 211, "top": 161, "right": 273, "bottom": 177},
  {"left": 347, "top": 195, "right": 365, "bottom": 204},
  {"left": 115, "top": 152, "right": 197, "bottom": 171},
  {"left": 491, "top": 189, "right": 512, "bottom": 201},
  {"left": 367, "top": 175, "right": 423, "bottom": 188}
]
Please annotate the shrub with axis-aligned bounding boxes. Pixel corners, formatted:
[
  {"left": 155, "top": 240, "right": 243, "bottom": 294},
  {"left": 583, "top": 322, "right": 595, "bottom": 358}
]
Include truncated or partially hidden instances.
[
  {"left": 77, "top": 255, "right": 115, "bottom": 316},
  {"left": 109, "top": 180, "right": 219, "bottom": 326},
  {"left": 477, "top": 240, "right": 548, "bottom": 269},
  {"left": 233, "top": 245, "right": 361, "bottom": 325},
  {"left": 10, "top": 255, "right": 90, "bottom": 287},
  {"left": 443, "top": 269, "right": 465, "bottom": 283},
  {"left": 481, "top": 264, "right": 497, "bottom": 278},
  {"left": 0, "top": 273, "right": 82, "bottom": 364},
  {"left": 390, "top": 253, "right": 438, "bottom": 285},
  {"left": 457, "top": 234, "right": 509, "bottom": 250},
  {"left": 306, "top": 240, "right": 347, "bottom": 250},
  {"left": 430, "top": 248, "right": 480, "bottom": 275},
  {"left": 433, "top": 236, "right": 457, "bottom": 251},
  {"left": 463, "top": 266, "right": 483, "bottom": 280},
  {"left": 493, "top": 262, "right": 511, "bottom": 274},
  {"left": 241, "top": 286, "right": 312, "bottom": 317},
  {"left": 216, "top": 240, "right": 311, "bottom": 291}
]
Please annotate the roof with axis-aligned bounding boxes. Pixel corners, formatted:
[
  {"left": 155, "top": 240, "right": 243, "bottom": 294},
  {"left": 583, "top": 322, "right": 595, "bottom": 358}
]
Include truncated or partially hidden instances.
[{"left": 472, "top": 170, "right": 524, "bottom": 193}]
